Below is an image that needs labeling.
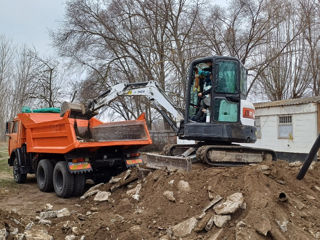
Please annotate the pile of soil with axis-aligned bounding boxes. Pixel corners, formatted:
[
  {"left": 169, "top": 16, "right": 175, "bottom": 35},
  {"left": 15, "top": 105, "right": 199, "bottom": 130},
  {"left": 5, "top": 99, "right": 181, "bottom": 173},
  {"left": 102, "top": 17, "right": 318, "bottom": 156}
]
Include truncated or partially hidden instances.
[{"left": 2, "top": 160, "right": 320, "bottom": 240}]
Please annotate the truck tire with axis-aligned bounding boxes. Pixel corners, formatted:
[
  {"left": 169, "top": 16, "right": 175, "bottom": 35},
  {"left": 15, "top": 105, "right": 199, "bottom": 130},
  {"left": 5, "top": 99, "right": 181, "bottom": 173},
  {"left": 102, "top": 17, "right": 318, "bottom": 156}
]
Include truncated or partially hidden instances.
[
  {"left": 37, "top": 160, "right": 54, "bottom": 192},
  {"left": 13, "top": 157, "right": 27, "bottom": 184},
  {"left": 53, "top": 161, "right": 74, "bottom": 198},
  {"left": 73, "top": 174, "right": 86, "bottom": 197}
]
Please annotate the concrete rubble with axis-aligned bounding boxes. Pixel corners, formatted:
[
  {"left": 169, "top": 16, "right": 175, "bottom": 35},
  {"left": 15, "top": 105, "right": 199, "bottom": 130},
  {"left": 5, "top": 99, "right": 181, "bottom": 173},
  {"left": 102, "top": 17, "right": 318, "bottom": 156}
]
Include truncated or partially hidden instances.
[
  {"left": 202, "top": 195, "right": 223, "bottom": 212},
  {"left": 163, "top": 190, "right": 176, "bottom": 202},
  {"left": 126, "top": 183, "right": 142, "bottom": 201},
  {"left": 80, "top": 189, "right": 99, "bottom": 200},
  {"left": 213, "top": 214, "right": 231, "bottom": 228},
  {"left": 177, "top": 180, "right": 191, "bottom": 192},
  {"left": 253, "top": 215, "right": 271, "bottom": 236},
  {"left": 24, "top": 227, "right": 53, "bottom": 240},
  {"left": 93, "top": 191, "right": 111, "bottom": 202},
  {"left": 1, "top": 161, "right": 320, "bottom": 239},
  {"left": 214, "top": 192, "right": 244, "bottom": 215},
  {"left": 171, "top": 217, "right": 198, "bottom": 237},
  {"left": 57, "top": 208, "right": 71, "bottom": 218}
]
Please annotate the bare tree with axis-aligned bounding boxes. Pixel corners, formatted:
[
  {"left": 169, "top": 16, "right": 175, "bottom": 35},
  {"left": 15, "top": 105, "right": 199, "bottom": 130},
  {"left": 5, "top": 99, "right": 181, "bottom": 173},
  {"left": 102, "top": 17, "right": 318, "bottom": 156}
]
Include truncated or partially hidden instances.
[
  {"left": 10, "top": 46, "right": 38, "bottom": 119},
  {"left": 299, "top": 0, "right": 320, "bottom": 95},
  {"left": 0, "top": 35, "right": 13, "bottom": 139},
  {"left": 198, "top": 0, "right": 305, "bottom": 98},
  {"left": 27, "top": 52, "right": 63, "bottom": 108}
]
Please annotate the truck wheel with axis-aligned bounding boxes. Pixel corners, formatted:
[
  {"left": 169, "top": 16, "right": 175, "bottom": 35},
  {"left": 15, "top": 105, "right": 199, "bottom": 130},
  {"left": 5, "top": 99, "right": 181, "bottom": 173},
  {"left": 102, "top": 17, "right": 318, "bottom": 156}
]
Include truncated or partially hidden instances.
[
  {"left": 73, "top": 174, "right": 86, "bottom": 197},
  {"left": 37, "top": 160, "right": 54, "bottom": 192},
  {"left": 13, "top": 157, "right": 27, "bottom": 184},
  {"left": 53, "top": 161, "right": 74, "bottom": 198}
]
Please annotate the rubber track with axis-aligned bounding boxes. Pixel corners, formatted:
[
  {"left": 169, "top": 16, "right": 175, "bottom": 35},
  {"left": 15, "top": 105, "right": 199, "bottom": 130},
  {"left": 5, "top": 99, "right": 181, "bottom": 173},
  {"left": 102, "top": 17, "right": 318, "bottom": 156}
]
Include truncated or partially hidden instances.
[{"left": 196, "top": 145, "right": 277, "bottom": 167}]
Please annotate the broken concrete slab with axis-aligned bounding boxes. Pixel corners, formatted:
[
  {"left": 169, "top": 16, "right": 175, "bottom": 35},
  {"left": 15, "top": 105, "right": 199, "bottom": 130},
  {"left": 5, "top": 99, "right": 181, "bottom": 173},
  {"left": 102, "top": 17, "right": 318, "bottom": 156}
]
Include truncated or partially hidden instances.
[
  {"left": 72, "top": 227, "right": 79, "bottom": 235},
  {"left": 177, "top": 180, "right": 191, "bottom": 192},
  {"left": 171, "top": 217, "right": 198, "bottom": 237},
  {"left": 306, "top": 194, "right": 316, "bottom": 200},
  {"left": 312, "top": 185, "right": 320, "bottom": 192},
  {"left": 126, "top": 184, "right": 142, "bottom": 201},
  {"left": 253, "top": 215, "right": 271, "bottom": 236},
  {"left": 276, "top": 220, "right": 288, "bottom": 233},
  {"left": 94, "top": 191, "right": 111, "bottom": 202},
  {"left": 208, "top": 229, "right": 224, "bottom": 240},
  {"left": 80, "top": 189, "right": 99, "bottom": 200},
  {"left": 65, "top": 235, "right": 76, "bottom": 240},
  {"left": 214, "top": 192, "right": 244, "bottom": 215},
  {"left": 0, "top": 228, "right": 8, "bottom": 240},
  {"left": 213, "top": 215, "right": 231, "bottom": 228},
  {"left": 86, "top": 183, "right": 104, "bottom": 192},
  {"left": 203, "top": 195, "right": 223, "bottom": 212},
  {"left": 111, "top": 174, "right": 139, "bottom": 193},
  {"left": 39, "top": 211, "right": 57, "bottom": 219},
  {"left": 24, "top": 228, "right": 53, "bottom": 240},
  {"left": 289, "top": 161, "right": 302, "bottom": 167},
  {"left": 57, "top": 208, "right": 71, "bottom": 218},
  {"left": 256, "top": 165, "right": 270, "bottom": 171},
  {"left": 123, "top": 169, "right": 132, "bottom": 180},
  {"left": 39, "top": 219, "right": 52, "bottom": 225},
  {"left": 205, "top": 216, "right": 215, "bottom": 231},
  {"left": 25, "top": 222, "right": 34, "bottom": 231},
  {"left": 194, "top": 213, "right": 213, "bottom": 232},
  {"left": 163, "top": 191, "right": 176, "bottom": 202},
  {"left": 44, "top": 203, "right": 53, "bottom": 211},
  {"left": 109, "top": 177, "right": 121, "bottom": 184}
]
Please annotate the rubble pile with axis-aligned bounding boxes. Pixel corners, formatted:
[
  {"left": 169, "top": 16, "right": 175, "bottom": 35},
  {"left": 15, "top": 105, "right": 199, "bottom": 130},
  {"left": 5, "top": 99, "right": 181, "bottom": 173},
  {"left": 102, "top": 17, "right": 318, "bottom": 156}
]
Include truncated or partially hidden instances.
[{"left": 1, "top": 160, "right": 320, "bottom": 239}]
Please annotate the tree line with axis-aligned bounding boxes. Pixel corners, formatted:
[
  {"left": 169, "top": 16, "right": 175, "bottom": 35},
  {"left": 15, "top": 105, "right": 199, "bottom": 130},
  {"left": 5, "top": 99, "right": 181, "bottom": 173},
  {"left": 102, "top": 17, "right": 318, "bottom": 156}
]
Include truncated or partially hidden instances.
[{"left": 0, "top": 0, "right": 319, "bottom": 137}]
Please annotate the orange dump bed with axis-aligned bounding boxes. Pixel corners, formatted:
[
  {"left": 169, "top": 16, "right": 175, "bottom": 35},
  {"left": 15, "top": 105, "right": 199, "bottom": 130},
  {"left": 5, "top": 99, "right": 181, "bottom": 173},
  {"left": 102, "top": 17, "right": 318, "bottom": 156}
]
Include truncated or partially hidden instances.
[{"left": 18, "top": 112, "right": 152, "bottom": 154}]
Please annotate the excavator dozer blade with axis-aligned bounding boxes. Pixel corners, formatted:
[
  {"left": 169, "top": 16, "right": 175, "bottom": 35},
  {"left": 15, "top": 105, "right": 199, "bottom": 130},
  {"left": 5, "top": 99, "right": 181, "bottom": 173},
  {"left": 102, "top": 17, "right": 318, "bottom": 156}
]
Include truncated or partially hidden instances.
[{"left": 143, "top": 153, "right": 196, "bottom": 171}]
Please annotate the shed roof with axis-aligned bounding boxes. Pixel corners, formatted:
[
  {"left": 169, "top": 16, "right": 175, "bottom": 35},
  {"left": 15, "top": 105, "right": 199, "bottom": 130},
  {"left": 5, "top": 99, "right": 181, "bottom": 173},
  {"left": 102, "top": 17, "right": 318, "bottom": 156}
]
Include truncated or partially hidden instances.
[{"left": 254, "top": 96, "right": 320, "bottom": 109}]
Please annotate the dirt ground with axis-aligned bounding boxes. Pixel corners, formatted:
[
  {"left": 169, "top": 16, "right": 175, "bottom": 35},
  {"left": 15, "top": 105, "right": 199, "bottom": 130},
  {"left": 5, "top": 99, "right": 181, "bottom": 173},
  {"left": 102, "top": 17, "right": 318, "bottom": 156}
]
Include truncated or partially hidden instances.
[{"left": 1, "top": 155, "right": 320, "bottom": 239}]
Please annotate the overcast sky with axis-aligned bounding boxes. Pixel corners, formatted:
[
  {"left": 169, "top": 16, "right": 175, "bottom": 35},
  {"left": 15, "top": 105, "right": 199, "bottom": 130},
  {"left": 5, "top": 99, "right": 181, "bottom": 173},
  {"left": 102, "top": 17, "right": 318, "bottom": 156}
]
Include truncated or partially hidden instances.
[
  {"left": 0, "top": 0, "right": 228, "bottom": 58},
  {"left": 0, "top": 0, "right": 66, "bottom": 56}
]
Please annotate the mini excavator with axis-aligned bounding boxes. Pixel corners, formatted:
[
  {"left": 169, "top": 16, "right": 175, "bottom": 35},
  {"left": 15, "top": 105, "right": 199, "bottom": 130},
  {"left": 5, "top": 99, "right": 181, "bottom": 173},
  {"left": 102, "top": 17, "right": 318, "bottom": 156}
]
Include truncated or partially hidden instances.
[{"left": 62, "top": 56, "right": 276, "bottom": 170}]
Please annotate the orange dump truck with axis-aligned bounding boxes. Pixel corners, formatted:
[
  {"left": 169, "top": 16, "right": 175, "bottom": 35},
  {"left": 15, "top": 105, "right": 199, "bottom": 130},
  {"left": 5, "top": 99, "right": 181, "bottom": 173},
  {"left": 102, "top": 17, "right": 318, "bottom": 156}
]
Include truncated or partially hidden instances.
[{"left": 6, "top": 108, "right": 152, "bottom": 198}]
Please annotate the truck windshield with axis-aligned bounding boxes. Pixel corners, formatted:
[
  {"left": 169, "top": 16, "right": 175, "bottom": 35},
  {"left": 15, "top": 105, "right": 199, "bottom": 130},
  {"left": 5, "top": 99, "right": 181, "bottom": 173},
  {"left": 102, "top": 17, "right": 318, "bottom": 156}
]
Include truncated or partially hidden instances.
[{"left": 215, "top": 61, "right": 238, "bottom": 94}]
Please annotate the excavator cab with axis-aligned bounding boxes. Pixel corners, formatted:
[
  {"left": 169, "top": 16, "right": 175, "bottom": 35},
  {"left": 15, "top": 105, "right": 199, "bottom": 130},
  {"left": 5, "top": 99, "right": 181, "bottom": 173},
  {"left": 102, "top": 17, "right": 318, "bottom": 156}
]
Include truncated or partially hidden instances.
[{"left": 179, "top": 56, "right": 256, "bottom": 143}]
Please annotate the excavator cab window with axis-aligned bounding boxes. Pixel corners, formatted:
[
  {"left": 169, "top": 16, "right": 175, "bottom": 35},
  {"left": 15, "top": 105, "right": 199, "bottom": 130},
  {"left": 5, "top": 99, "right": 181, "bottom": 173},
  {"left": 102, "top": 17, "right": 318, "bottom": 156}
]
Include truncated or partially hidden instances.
[
  {"left": 215, "top": 61, "right": 238, "bottom": 94},
  {"left": 240, "top": 65, "right": 247, "bottom": 98},
  {"left": 187, "top": 57, "right": 246, "bottom": 124},
  {"left": 213, "top": 60, "right": 239, "bottom": 122}
]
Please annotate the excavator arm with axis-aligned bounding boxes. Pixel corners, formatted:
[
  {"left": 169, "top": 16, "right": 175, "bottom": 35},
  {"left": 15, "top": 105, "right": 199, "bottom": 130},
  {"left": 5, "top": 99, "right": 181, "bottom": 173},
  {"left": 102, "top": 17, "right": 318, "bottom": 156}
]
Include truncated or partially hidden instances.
[
  {"left": 62, "top": 81, "right": 184, "bottom": 133},
  {"left": 61, "top": 81, "right": 183, "bottom": 133}
]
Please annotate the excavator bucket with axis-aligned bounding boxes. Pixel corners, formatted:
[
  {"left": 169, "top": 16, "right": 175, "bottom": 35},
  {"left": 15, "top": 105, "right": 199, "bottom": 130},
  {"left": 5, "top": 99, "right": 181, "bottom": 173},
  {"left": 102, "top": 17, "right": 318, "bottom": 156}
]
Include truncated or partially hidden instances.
[{"left": 91, "top": 121, "right": 149, "bottom": 142}]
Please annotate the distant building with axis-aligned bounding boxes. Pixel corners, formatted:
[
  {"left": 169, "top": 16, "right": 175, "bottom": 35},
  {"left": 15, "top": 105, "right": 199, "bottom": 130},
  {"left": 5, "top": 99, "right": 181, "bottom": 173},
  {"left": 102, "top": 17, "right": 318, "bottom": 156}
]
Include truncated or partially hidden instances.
[{"left": 252, "top": 96, "right": 320, "bottom": 161}]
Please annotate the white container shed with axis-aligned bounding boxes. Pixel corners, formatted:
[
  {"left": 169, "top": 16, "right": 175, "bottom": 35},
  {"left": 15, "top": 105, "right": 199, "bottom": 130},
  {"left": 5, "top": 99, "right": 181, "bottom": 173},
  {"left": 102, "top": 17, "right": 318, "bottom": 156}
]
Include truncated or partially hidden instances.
[{"left": 252, "top": 96, "right": 320, "bottom": 161}]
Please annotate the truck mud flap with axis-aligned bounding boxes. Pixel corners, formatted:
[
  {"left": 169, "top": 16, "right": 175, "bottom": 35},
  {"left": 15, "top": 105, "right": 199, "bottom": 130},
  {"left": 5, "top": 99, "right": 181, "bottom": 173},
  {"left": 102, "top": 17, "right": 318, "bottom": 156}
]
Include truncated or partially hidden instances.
[{"left": 143, "top": 153, "right": 195, "bottom": 171}]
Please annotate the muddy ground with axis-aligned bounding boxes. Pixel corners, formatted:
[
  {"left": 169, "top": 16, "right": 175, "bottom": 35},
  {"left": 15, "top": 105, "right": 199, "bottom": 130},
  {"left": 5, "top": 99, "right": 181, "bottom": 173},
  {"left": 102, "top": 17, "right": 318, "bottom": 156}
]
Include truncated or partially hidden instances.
[{"left": 1, "top": 142, "right": 320, "bottom": 239}]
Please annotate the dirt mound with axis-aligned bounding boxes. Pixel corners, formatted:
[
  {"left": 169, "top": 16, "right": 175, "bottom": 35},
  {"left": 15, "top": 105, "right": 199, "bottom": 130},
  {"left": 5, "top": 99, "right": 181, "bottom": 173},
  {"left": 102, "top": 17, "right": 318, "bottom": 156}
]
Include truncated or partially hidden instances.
[{"left": 2, "top": 160, "right": 320, "bottom": 240}]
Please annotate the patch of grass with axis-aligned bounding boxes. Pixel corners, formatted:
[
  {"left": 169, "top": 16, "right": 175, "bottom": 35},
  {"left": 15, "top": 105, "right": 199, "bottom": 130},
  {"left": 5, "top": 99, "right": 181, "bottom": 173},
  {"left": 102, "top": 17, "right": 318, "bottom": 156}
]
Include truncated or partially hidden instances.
[
  {"left": 0, "top": 142, "right": 10, "bottom": 174},
  {"left": 0, "top": 178, "right": 19, "bottom": 189},
  {"left": 0, "top": 158, "right": 10, "bottom": 174}
]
